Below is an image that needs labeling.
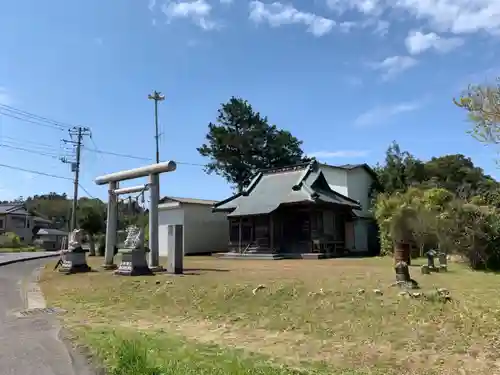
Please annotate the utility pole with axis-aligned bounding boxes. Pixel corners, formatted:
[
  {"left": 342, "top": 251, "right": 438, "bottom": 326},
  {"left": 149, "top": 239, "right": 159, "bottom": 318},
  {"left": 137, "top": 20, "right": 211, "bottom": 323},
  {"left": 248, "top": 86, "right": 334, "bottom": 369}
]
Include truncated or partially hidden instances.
[
  {"left": 147, "top": 91, "right": 165, "bottom": 163},
  {"left": 61, "top": 126, "right": 91, "bottom": 231}
]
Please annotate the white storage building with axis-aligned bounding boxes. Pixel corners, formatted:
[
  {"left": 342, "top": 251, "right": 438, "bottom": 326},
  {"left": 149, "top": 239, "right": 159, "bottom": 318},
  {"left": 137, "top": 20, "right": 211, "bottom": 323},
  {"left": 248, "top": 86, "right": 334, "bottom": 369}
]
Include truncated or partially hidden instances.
[{"left": 158, "top": 196, "right": 229, "bottom": 256}]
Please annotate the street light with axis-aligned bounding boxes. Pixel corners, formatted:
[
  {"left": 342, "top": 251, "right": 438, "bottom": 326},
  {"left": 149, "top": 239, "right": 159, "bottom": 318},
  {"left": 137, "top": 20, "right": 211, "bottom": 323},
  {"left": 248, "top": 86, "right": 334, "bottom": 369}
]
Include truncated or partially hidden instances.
[{"left": 148, "top": 91, "right": 166, "bottom": 164}]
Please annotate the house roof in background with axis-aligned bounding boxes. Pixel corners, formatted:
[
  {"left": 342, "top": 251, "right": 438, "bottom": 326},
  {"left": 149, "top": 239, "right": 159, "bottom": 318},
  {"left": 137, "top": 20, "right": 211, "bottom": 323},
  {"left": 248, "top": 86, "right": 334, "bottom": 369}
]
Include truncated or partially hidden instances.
[
  {"left": 159, "top": 196, "right": 219, "bottom": 206},
  {"left": 214, "top": 161, "right": 361, "bottom": 217},
  {"left": 0, "top": 204, "right": 28, "bottom": 215},
  {"left": 320, "top": 163, "right": 377, "bottom": 179}
]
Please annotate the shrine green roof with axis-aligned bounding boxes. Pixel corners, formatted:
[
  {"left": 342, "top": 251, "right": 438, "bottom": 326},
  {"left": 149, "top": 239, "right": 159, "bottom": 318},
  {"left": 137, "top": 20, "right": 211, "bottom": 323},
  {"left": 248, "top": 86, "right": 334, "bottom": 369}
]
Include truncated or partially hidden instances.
[{"left": 213, "top": 161, "right": 361, "bottom": 217}]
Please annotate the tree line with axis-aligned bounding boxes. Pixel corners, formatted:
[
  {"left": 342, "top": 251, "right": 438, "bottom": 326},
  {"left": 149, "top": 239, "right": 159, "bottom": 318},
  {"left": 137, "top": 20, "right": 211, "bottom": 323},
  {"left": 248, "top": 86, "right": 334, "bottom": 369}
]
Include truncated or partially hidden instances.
[{"left": 372, "top": 78, "right": 500, "bottom": 271}]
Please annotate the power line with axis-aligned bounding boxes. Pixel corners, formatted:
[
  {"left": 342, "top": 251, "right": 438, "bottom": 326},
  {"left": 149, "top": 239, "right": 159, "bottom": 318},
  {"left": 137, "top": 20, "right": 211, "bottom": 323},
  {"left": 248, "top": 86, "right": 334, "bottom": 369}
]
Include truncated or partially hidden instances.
[
  {"left": 83, "top": 146, "right": 151, "bottom": 161},
  {"left": 82, "top": 146, "right": 205, "bottom": 167},
  {"left": 1, "top": 135, "right": 205, "bottom": 168},
  {"left": 0, "top": 103, "right": 74, "bottom": 130},
  {"left": 1, "top": 136, "right": 59, "bottom": 150},
  {"left": 0, "top": 162, "right": 98, "bottom": 201},
  {"left": 78, "top": 183, "right": 96, "bottom": 199},
  {"left": 0, "top": 162, "right": 72, "bottom": 180},
  {"left": 0, "top": 143, "right": 68, "bottom": 160}
]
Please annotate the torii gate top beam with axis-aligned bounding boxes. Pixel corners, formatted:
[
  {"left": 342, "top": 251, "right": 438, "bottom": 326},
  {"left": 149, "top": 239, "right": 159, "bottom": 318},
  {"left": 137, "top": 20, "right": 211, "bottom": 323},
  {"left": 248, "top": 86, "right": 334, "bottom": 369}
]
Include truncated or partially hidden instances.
[{"left": 94, "top": 160, "right": 176, "bottom": 185}]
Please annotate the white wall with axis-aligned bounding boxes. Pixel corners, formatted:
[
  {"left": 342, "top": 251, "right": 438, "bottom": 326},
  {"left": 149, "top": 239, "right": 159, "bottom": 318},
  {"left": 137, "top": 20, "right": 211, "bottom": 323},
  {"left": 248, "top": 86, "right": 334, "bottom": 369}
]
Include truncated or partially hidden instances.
[
  {"left": 183, "top": 204, "right": 228, "bottom": 254},
  {"left": 158, "top": 204, "right": 184, "bottom": 257},
  {"left": 320, "top": 165, "right": 375, "bottom": 253},
  {"left": 346, "top": 168, "right": 373, "bottom": 218},
  {"left": 320, "top": 166, "right": 348, "bottom": 196},
  {"left": 158, "top": 203, "right": 228, "bottom": 256}
]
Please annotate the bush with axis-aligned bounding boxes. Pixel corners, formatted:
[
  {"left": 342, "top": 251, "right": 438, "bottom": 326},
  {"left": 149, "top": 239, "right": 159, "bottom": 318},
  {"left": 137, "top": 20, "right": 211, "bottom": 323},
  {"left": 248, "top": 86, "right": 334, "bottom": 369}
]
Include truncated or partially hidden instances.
[
  {"left": 0, "top": 232, "right": 22, "bottom": 249},
  {"left": 374, "top": 187, "right": 500, "bottom": 271}
]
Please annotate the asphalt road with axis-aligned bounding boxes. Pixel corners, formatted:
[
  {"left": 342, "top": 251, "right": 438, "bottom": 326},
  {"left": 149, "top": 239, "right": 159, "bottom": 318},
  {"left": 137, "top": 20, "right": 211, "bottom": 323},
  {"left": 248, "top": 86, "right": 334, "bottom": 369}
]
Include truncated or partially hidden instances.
[{"left": 0, "top": 258, "right": 95, "bottom": 375}]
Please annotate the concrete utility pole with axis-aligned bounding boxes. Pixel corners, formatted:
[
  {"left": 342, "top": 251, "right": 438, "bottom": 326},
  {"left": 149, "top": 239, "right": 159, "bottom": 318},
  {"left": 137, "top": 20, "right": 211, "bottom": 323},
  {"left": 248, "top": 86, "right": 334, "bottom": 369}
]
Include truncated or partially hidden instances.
[
  {"left": 61, "top": 126, "right": 91, "bottom": 232},
  {"left": 147, "top": 91, "right": 165, "bottom": 164}
]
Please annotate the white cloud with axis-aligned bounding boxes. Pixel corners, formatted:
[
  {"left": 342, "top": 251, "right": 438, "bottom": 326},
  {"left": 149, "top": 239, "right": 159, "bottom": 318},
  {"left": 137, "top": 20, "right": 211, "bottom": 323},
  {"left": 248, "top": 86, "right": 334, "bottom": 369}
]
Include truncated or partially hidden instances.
[
  {"left": 372, "top": 19, "right": 389, "bottom": 36},
  {"left": 405, "top": 30, "right": 464, "bottom": 54},
  {"left": 354, "top": 101, "right": 421, "bottom": 127},
  {"left": 327, "top": 0, "right": 384, "bottom": 16},
  {"left": 394, "top": 0, "right": 500, "bottom": 35},
  {"left": 0, "top": 87, "right": 12, "bottom": 105},
  {"left": 370, "top": 55, "right": 418, "bottom": 79},
  {"left": 162, "top": 0, "right": 217, "bottom": 30},
  {"left": 326, "top": 0, "right": 500, "bottom": 35},
  {"left": 308, "top": 150, "right": 370, "bottom": 158},
  {"left": 148, "top": 0, "right": 156, "bottom": 12},
  {"left": 249, "top": 1, "right": 336, "bottom": 37},
  {"left": 220, "top": 0, "right": 233, "bottom": 3}
]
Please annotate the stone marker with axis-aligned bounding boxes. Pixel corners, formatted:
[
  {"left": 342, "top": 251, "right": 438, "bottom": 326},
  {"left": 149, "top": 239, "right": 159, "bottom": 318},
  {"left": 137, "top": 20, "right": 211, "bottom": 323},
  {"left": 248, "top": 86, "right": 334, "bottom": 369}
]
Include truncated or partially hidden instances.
[
  {"left": 438, "top": 252, "right": 448, "bottom": 272},
  {"left": 115, "top": 225, "right": 152, "bottom": 276},
  {"left": 59, "top": 229, "right": 91, "bottom": 274},
  {"left": 166, "top": 224, "right": 183, "bottom": 274},
  {"left": 426, "top": 249, "right": 437, "bottom": 271},
  {"left": 394, "top": 261, "right": 419, "bottom": 289}
]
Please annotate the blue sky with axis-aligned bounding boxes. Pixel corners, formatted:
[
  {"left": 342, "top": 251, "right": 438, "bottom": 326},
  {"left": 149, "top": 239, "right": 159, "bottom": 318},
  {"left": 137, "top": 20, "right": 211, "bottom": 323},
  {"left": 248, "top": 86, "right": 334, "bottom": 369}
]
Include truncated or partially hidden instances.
[{"left": 0, "top": 0, "right": 499, "bottom": 202}]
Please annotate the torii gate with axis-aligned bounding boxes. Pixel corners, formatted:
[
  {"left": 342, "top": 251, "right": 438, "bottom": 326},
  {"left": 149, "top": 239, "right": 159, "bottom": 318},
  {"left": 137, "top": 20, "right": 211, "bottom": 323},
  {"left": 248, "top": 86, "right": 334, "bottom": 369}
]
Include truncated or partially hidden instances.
[{"left": 94, "top": 160, "right": 176, "bottom": 271}]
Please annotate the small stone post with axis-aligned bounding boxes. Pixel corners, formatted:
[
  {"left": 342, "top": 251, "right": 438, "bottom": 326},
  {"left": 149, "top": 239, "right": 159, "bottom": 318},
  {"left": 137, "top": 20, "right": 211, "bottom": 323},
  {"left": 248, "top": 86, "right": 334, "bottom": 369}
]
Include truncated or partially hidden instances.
[
  {"left": 426, "top": 249, "right": 436, "bottom": 271},
  {"left": 167, "top": 224, "right": 184, "bottom": 274},
  {"left": 438, "top": 252, "right": 448, "bottom": 272}
]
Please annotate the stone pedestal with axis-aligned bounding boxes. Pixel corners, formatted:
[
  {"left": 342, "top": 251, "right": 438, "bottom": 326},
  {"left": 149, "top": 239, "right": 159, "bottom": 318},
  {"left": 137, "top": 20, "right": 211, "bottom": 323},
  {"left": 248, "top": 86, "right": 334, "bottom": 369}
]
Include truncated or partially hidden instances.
[
  {"left": 58, "top": 250, "right": 91, "bottom": 274},
  {"left": 115, "top": 249, "right": 152, "bottom": 276}
]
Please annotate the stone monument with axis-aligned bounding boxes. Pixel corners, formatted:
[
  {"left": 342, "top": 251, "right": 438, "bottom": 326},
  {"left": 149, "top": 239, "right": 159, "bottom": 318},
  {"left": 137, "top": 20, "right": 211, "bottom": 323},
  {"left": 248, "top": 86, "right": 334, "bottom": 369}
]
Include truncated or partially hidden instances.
[
  {"left": 59, "top": 229, "right": 92, "bottom": 274},
  {"left": 438, "top": 252, "right": 448, "bottom": 272},
  {"left": 394, "top": 261, "right": 419, "bottom": 289},
  {"left": 115, "top": 225, "right": 152, "bottom": 276}
]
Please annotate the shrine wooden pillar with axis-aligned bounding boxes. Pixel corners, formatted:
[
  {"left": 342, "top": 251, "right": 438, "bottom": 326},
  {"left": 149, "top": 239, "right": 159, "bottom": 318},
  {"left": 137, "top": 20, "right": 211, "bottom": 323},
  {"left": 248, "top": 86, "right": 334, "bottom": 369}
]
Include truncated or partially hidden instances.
[{"left": 269, "top": 213, "right": 275, "bottom": 251}]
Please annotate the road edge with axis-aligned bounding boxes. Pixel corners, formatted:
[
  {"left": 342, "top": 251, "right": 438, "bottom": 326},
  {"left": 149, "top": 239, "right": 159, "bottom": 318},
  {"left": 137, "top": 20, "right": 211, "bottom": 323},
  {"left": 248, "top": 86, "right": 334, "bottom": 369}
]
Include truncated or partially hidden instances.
[
  {"left": 24, "top": 262, "right": 105, "bottom": 375},
  {"left": 0, "top": 253, "right": 60, "bottom": 267}
]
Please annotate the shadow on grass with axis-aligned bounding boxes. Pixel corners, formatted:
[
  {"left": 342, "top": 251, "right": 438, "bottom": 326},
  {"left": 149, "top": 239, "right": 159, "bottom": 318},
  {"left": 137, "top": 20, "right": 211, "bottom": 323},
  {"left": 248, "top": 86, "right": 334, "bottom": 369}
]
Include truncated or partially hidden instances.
[{"left": 184, "top": 268, "right": 230, "bottom": 273}]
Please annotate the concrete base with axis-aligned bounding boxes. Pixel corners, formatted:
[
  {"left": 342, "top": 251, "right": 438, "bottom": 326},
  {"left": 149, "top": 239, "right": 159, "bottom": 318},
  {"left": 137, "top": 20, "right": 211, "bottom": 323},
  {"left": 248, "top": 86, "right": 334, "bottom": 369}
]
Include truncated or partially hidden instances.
[
  {"left": 58, "top": 251, "right": 91, "bottom": 274},
  {"left": 115, "top": 249, "right": 153, "bottom": 276},
  {"left": 149, "top": 265, "right": 164, "bottom": 273}
]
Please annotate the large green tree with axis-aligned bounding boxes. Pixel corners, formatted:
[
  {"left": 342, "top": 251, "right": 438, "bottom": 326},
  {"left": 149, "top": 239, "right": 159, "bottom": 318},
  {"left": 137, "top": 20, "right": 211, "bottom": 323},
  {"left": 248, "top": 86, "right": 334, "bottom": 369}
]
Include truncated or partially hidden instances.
[
  {"left": 423, "top": 154, "right": 497, "bottom": 198},
  {"left": 373, "top": 141, "right": 426, "bottom": 195},
  {"left": 455, "top": 79, "right": 500, "bottom": 144},
  {"left": 373, "top": 142, "right": 498, "bottom": 198},
  {"left": 198, "top": 97, "right": 308, "bottom": 191}
]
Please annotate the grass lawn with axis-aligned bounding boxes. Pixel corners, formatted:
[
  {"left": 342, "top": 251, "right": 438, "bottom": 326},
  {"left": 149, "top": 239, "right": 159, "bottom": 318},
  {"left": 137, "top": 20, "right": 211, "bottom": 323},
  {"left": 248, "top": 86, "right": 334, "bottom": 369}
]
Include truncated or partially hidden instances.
[{"left": 39, "top": 256, "right": 500, "bottom": 375}]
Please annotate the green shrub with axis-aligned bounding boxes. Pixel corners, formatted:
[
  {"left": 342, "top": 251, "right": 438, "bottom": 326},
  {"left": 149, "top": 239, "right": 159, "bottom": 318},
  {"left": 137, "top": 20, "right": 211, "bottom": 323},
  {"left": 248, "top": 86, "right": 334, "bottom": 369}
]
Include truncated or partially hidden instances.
[
  {"left": 374, "top": 187, "right": 500, "bottom": 271},
  {"left": 0, "top": 232, "right": 22, "bottom": 249}
]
